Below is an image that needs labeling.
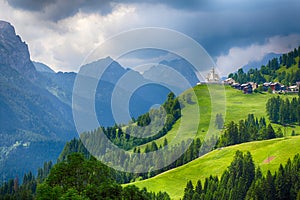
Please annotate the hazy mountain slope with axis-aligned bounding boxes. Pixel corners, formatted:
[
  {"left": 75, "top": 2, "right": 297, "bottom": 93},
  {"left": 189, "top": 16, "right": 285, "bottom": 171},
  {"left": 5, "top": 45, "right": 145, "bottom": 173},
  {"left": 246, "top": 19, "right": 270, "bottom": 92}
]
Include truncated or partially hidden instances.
[
  {"left": 242, "top": 53, "right": 280, "bottom": 72},
  {"left": 143, "top": 58, "right": 200, "bottom": 86}
]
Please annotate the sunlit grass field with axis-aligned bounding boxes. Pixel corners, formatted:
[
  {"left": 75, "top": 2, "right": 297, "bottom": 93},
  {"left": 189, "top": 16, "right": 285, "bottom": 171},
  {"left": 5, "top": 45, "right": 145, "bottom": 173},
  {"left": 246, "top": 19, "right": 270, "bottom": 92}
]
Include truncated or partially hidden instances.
[{"left": 128, "top": 136, "right": 300, "bottom": 199}]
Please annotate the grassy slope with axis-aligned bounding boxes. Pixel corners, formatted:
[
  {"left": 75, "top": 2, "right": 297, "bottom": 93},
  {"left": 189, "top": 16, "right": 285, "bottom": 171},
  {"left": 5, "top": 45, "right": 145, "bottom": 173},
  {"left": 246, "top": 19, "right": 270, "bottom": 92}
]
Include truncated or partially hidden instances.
[
  {"left": 129, "top": 136, "right": 300, "bottom": 199},
  {"left": 136, "top": 85, "right": 300, "bottom": 151},
  {"left": 126, "top": 56, "right": 300, "bottom": 198}
]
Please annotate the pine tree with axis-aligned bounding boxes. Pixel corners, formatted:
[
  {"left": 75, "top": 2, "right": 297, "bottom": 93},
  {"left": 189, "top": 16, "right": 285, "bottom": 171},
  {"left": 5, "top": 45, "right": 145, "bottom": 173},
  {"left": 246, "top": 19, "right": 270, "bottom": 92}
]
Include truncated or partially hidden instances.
[
  {"left": 215, "top": 113, "right": 224, "bottom": 129},
  {"left": 279, "top": 100, "right": 286, "bottom": 125},
  {"left": 263, "top": 171, "right": 276, "bottom": 200},
  {"left": 275, "top": 164, "right": 289, "bottom": 199},
  {"left": 163, "top": 138, "right": 168, "bottom": 149},
  {"left": 195, "top": 180, "right": 202, "bottom": 195},
  {"left": 227, "top": 121, "right": 238, "bottom": 145},
  {"left": 266, "top": 124, "right": 276, "bottom": 139},
  {"left": 183, "top": 180, "right": 194, "bottom": 200}
]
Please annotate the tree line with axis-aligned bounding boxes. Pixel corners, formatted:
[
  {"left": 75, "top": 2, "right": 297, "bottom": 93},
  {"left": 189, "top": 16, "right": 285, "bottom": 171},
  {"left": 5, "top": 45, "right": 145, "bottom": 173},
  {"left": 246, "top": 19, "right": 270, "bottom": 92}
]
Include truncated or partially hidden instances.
[
  {"left": 0, "top": 153, "right": 170, "bottom": 200},
  {"left": 216, "top": 114, "right": 281, "bottom": 148},
  {"left": 266, "top": 96, "right": 300, "bottom": 125},
  {"left": 93, "top": 92, "right": 181, "bottom": 151},
  {"left": 182, "top": 151, "right": 300, "bottom": 200},
  {"left": 58, "top": 136, "right": 209, "bottom": 184},
  {"left": 0, "top": 161, "right": 53, "bottom": 199}
]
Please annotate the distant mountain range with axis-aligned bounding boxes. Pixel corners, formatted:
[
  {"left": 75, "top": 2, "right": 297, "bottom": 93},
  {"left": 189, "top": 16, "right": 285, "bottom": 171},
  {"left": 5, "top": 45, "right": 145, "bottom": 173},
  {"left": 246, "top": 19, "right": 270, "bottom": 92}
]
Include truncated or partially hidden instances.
[
  {"left": 242, "top": 53, "right": 281, "bottom": 72},
  {"left": 0, "top": 21, "right": 201, "bottom": 182}
]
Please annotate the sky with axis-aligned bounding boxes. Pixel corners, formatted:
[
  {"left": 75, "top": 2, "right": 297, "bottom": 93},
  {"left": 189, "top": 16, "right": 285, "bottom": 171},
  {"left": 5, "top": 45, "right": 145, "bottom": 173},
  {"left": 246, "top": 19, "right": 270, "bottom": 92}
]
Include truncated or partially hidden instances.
[{"left": 1, "top": 0, "right": 300, "bottom": 76}]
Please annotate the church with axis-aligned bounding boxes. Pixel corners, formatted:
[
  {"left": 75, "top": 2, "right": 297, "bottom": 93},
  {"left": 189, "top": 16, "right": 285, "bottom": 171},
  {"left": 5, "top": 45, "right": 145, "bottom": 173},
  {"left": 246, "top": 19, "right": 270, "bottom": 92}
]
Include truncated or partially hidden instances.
[{"left": 206, "top": 67, "right": 220, "bottom": 83}]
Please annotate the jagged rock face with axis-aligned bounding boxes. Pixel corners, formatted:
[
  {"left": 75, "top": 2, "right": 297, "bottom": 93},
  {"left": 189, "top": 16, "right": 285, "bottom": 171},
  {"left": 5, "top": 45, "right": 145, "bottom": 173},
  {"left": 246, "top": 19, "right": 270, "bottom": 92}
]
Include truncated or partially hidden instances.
[
  {"left": 0, "top": 21, "right": 78, "bottom": 183},
  {"left": 0, "top": 20, "right": 37, "bottom": 81}
]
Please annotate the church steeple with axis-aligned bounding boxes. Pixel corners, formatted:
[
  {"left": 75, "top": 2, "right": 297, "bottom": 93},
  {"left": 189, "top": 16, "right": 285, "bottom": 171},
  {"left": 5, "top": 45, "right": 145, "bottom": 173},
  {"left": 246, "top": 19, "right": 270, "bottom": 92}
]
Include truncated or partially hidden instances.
[{"left": 206, "top": 67, "right": 220, "bottom": 82}]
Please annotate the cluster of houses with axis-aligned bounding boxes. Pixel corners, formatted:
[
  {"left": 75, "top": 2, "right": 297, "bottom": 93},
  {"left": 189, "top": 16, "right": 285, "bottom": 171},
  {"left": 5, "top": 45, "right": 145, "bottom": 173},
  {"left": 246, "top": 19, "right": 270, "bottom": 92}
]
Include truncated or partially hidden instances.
[
  {"left": 200, "top": 67, "right": 299, "bottom": 95},
  {"left": 224, "top": 78, "right": 300, "bottom": 94}
]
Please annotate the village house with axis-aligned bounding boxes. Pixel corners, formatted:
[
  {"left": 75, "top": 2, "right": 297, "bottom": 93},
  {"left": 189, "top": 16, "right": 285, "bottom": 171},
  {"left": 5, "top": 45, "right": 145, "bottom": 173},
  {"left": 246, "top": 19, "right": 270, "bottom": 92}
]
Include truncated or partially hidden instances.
[
  {"left": 249, "top": 82, "right": 258, "bottom": 90},
  {"left": 231, "top": 82, "right": 241, "bottom": 90},
  {"left": 288, "top": 85, "right": 299, "bottom": 92},
  {"left": 240, "top": 83, "right": 253, "bottom": 94},
  {"left": 270, "top": 82, "right": 281, "bottom": 92},
  {"left": 223, "top": 78, "right": 235, "bottom": 85},
  {"left": 263, "top": 82, "right": 272, "bottom": 91}
]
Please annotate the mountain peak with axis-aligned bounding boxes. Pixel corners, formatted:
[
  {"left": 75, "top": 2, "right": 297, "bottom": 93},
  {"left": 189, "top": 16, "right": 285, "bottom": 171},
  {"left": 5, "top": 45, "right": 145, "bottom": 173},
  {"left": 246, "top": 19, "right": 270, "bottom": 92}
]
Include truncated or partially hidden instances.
[
  {"left": 0, "top": 21, "right": 16, "bottom": 36},
  {"left": 0, "top": 21, "right": 38, "bottom": 80}
]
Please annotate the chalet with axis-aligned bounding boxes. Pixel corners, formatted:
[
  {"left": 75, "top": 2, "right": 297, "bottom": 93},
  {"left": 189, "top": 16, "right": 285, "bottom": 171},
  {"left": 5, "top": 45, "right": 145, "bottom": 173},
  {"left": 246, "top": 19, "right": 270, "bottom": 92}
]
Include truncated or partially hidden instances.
[
  {"left": 231, "top": 82, "right": 241, "bottom": 89},
  {"left": 249, "top": 82, "right": 258, "bottom": 90},
  {"left": 281, "top": 85, "right": 286, "bottom": 91},
  {"left": 270, "top": 82, "right": 281, "bottom": 91},
  {"left": 241, "top": 83, "right": 253, "bottom": 94},
  {"left": 263, "top": 82, "right": 272, "bottom": 91},
  {"left": 223, "top": 78, "right": 235, "bottom": 85},
  {"left": 288, "top": 85, "right": 299, "bottom": 92},
  {"left": 240, "top": 83, "right": 249, "bottom": 90}
]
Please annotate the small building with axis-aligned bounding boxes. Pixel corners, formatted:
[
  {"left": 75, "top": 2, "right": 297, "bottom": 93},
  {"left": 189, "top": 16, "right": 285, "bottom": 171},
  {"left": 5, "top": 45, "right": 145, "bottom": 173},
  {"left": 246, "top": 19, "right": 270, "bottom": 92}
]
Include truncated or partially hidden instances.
[
  {"left": 240, "top": 83, "right": 249, "bottom": 90},
  {"left": 241, "top": 83, "right": 253, "bottom": 94},
  {"left": 231, "top": 83, "right": 241, "bottom": 90},
  {"left": 281, "top": 85, "right": 286, "bottom": 91},
  {"left": 263, "top": 82, "right": 272, "bottom": 91},
  {"left": 289, "top": 85, "right": 298, "bottom": 92},
  {"left": 249, "top": 82, "right": 258, "bottom": 90},
  {"left": 223, "top": 78, "right": 235, "bottom": 85},
  {"left": 270, "top": 82, "right": 281, "bottom": 91},
  {"left": 243, "top": 86, "right": 253, "bottom": 94}
]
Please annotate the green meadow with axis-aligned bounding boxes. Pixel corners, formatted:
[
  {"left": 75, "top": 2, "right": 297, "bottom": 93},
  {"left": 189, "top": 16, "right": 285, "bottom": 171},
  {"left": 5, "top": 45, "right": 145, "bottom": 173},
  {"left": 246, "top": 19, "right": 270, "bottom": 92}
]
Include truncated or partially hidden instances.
[{"left": 128, "top": 136, "right": 300, "bottom": 199}]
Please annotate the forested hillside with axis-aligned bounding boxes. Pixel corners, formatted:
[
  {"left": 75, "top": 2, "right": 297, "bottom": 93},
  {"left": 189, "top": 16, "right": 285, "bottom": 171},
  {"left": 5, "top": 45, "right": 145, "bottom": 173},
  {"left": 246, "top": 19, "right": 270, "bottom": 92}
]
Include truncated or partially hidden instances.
[{"left": 228, "top": 46, "right": 300, "bottom": 85}]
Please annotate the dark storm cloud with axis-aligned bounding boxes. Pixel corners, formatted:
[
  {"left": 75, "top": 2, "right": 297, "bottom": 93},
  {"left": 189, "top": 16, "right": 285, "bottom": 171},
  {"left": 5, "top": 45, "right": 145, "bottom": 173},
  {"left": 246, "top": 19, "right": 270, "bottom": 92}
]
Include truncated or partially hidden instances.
[
  {"left": 7, "top": 0, "right": 113, "bottom": 21},
  {"left": 184, "top": 0, "right": 300, "bottom": 56},
  {"left": 4, "top": 0, "right": 300, "bottom": 69},
  {"left": 8, "top": 0, "right": 55, "bottom": 11},
  {"left": 7, "top": 0, "right": 209, "bottom": 21}
]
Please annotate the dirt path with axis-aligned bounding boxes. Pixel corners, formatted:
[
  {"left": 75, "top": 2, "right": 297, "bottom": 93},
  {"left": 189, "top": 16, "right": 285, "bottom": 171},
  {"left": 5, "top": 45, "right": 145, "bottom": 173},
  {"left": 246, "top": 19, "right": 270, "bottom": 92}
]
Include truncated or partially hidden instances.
[{"left": 263, "top": 156, "right": 275, "bottom": 163}]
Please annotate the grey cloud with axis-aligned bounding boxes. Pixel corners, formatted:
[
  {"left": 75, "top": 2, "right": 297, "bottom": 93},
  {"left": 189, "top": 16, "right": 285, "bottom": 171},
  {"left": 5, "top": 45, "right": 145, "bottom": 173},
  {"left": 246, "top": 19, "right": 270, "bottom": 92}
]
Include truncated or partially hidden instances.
[
  {"left": 6, "top": 0, "right": 209, "bottom": 21},
  {"left": 4, "top": 0, "right": 300, "bottom": 71},
  {"left": 7, "top": 0, "right": 113, "bottom": 21},
  {"left": 185, "top": 0, "right": 300, "bottom": 56},
  {"left": 8, "top": 0, "right": 56, "bottom": 11}
]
